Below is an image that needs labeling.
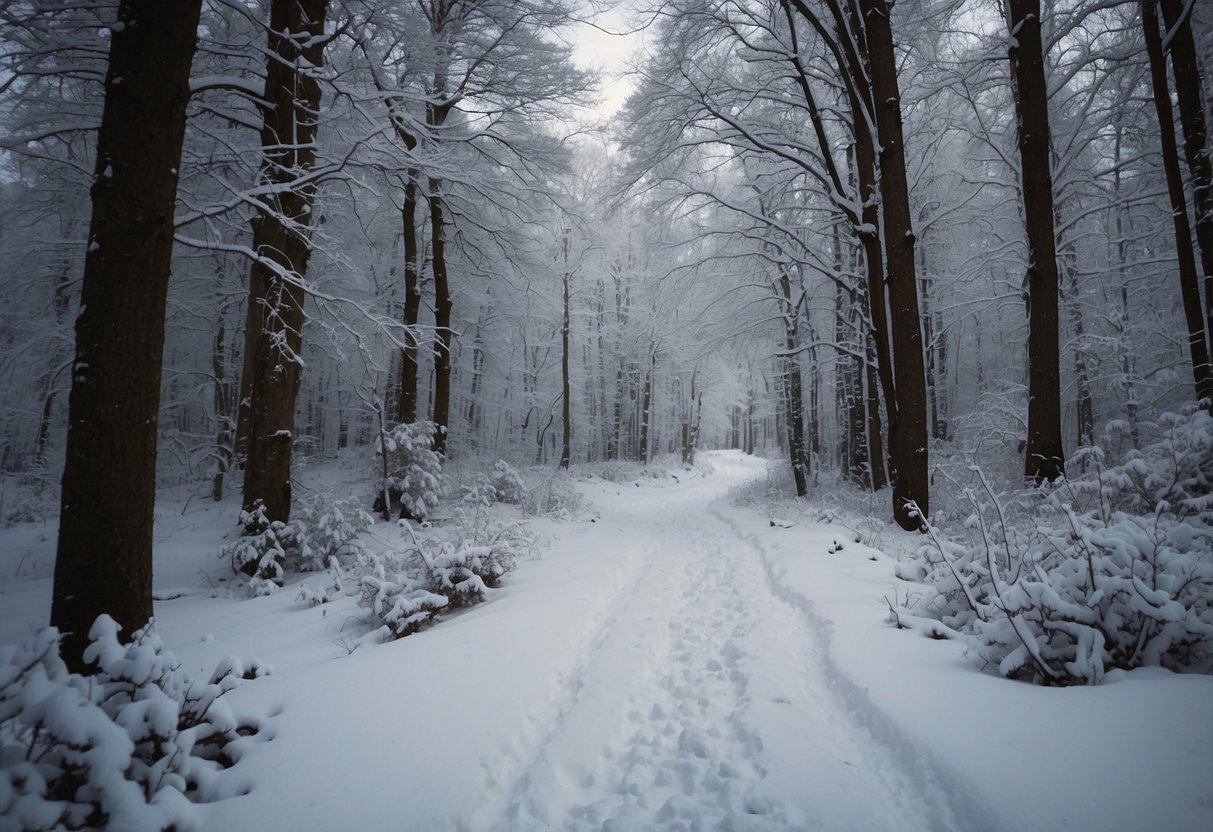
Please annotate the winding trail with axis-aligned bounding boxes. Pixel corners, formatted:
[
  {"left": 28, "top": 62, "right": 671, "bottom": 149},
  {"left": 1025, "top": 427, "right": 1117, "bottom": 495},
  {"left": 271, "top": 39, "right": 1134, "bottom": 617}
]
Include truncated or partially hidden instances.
[{"left": 486, "top": 455, "right": 962, "bottom": 832}]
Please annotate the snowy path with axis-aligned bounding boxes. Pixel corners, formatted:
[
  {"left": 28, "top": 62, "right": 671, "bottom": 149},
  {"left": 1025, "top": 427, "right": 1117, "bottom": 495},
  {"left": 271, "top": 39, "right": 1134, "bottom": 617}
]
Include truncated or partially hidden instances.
[
  {"left": 143, "top": 450, "right": 1209, "bottom": 832},
  {"left": 483, "top": 461, "right": 957, "bottom": 832}
]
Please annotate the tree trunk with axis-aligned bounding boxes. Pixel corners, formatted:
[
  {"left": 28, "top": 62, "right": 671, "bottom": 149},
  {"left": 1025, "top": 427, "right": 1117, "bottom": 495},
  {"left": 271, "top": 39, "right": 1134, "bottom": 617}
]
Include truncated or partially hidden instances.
[
  {"left": 1006, "top": 0, "right": 1066, "bottom": 481},
  {"left": 864, "top": 337, "right": 887, "bottom": 491},
  {"left": 1142, "top": 0, "right": 1213, "bottom": 407},
  {"left": 212, "top": 310, "right": 233, "bottom": 501},
  {"left": 51, "top": 0, "right": 202, "bottom": 672},
  {"left": 639, "top": 349, "right": 654, "bottom": 464},
  {"left": 780, "top": 271, "right": 809, "bottom": 496},
  {"left": 1161, "top": 0, "right": 1213, "bottom": 336},
  {"left": 399, "top": 175, "right": 422, "bottom": 423},
  {"left": 241, "top": 0, "right": 328, "bottom": 523},
  {"left": 860, "top": 0, "right": 931, "bottom": 526},
  {"left": 560, "top": 231, "right": 572, "bottom": 469},
  {"left": 429, "top": 184, "right": 452, "bottom": 454},
  {"left": 1059, "top": 229, "right": 1094, "bottom": 448},
  {"left": 1112, "top": 121, "right": 1141, "bottom": 444}
]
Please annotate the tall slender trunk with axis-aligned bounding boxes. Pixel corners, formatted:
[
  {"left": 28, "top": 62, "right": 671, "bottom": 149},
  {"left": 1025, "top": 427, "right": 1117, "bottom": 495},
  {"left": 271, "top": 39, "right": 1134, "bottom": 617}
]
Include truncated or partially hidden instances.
[
  {"left": 241, "top": 0, "right": 328, "bottom": 522},
  {"left": 52, "top": 0, "right": 202, "bottom": 671},
  {"left": 1059, "top": 228, "right": 1094, "bottom": 447},
  {"left": 1006, "top": 0, "right": 1066, "bottom": 481},
  {"left": 1161, "top": 0, "right": 1213, "bottom": 333},
  {"left": 429, "top": 183, "right": 452, "bottom": 454},
  {"left": 1112, "top": 120, "right": 1141, "bottom": 443},
  {"left": 560, "top": 231, "right": 571, "bottom": 469},
  {"left": 780, "top": 271, "right": 809, "bottom": 496},
  {"left": 639, "top": 348, "right": 654, "bottom": 464},
  {"left": 212, "top": 310, "right": 232, "bottom": 501},
  {"left": 1142, "top": 0, "right": 1213, "bottom": 406},
  {"left": 399, "top": 175, "right": 422, "bottom": 423},
  {"left": 860, "top": 0, "right": 930, "bottom": 525},
  {"left": 864, "top": 336, "right": 887, "bottom": 491},
  {"left": 466, "top": 306, "right": 486, "bottom": 450}
]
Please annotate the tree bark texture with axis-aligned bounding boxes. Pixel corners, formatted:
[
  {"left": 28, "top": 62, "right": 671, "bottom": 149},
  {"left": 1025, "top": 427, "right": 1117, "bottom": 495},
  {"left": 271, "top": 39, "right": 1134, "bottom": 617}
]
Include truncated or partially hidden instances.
[
  {"left": 1161, "top": 0, "right": 1213, "bottom": 338},
  {"left": 399, "top": 175, "right": 422, "bottom": 423},
  {"left": 1006, "top": 0, "right": 1066, "bottom": 481},
  {"left": 1141, "top": 0, "right": 1213, "bottom": 407},
  {"left": 560, "top": 235, "right": 572, "bottom": 469},
  {"left": 860, "top": 0, "right": 931, "bottom": 526},
  {"left": 429, "top": 184, "right": 452, "bottom": 455},
  {"left": 51, "top": 0, "right": 203, "bottom": 672},
  {"left": 241, "top": 0, "right": 328, "bottom": 522},
  {"left": 779, "top": 271, "right": 809, "bottom": 496}
]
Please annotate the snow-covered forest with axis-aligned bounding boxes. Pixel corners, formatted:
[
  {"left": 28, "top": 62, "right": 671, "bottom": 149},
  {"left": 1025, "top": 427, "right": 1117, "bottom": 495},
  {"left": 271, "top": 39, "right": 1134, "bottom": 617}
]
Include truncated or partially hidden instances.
[{"left": 1, "top": 0, "right": 1211, "bottom": 829}]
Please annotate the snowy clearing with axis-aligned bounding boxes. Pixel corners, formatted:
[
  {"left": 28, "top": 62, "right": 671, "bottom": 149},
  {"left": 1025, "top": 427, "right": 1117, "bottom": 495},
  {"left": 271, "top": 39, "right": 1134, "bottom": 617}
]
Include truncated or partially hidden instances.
[{"left": 1, "top": 451, "right": 1210, "bottom": 831}]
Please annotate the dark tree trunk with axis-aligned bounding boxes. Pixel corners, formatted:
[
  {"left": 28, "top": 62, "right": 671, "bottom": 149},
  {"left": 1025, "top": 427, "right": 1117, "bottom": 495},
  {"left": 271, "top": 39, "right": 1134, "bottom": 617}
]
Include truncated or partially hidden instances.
[
  {"left": 212, "top": 310, "right": 233, "bottom": 501},
  {"left": 399, "top": 175, "right": 422, "bottom": 423},
  {"left": 1142, "top": 0, "right": 1213, "bottom": 407},
  {"left": 639, "top": 349, "right": 654, "bottom": 464},
  {"left": 429, "top": 184, "right": 452, "bottom": 455},
  {"left": 780, "top": 272, "right": 809, "bottom": 496},
  {"left": 860, "top": 0, "right": 930, "bottom": 526},
  {"left": 1112, "top": 122, "right": 1141, "bottom": 444},
  {"left": 1161, "top": 0, "right": 1213, "bottom": 336},
  {"left": 467, "top": 307, "right": 486, "bottom": 450},
  {"left": 1006, "top": 0, "right": 1066, "bottom": 481},
  {"left": 560, "top": 231, "right": 571, "bottom": 469},
  {"left": 51, "top": 0, "right": 202, "bottom": 672},
  {"left": 865, "top": 338, "right": 887, "bottom": 491},
  {"left": 241, "top": 0, "right": 328, "bottom": 522}
]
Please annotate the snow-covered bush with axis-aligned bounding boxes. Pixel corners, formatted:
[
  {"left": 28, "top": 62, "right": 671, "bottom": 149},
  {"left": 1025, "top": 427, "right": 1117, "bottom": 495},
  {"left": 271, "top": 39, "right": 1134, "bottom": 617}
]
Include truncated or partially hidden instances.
[
  {"left": 222, "top": 495, "right": 374, "bottom": 586},
  {"left": 222, "top": 501, "right": 296, "bottom": 583},
  {"left": 356, "top": 517, "right": 526, "bottom": 639},
  {"left": 489, "top": 460, "right": 527, "bottom": 505},
  {"left": 290, "top": 495, "right": 374, "bottom": 571},
  {"left": 456, "top": 472, "right": 497, "bottom": 509},
  {"left": 374, "top": 422, "right": 444, "bottom": 520},
  {"left": 0, "top": 616, "right": 267, "bottom": 831},
  {"left": 425, "top": 542, "right": 515, "bottom": 608},
  {"left": 523, "top": 473, "right": 587, "bottom": 519},
  {"left": 905, "top": 407, "right": 1213, "bottom": 685},
  {"left": 359, "top": 574, "right": 449, "bottom": 638}
]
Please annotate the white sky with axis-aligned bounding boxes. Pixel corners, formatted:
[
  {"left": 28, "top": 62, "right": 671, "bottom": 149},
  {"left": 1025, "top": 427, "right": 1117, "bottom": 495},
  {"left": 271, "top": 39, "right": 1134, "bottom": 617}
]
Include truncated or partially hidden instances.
[{"left": 567, "top": 5, "right": 648, "bottom": 118}]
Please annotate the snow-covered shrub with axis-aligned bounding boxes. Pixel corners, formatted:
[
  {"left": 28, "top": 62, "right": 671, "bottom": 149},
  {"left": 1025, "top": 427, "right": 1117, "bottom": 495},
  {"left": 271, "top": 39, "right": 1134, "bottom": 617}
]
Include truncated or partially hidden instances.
[
  {"left": 289, "top": 495, "right": 373, "bottom": 571},
  {"left": 0, "top": 617, "right": 266, "bottom": 831},
  {"left": 356, "top": 517, "right": 526, "bottom": 639},
  {"left": 905, "top": 406, "right": 1213, "bottom": 685},
  {"left": 425, "top": 542, "right": 515, "bottom": 608},
  {"left": 374, "top": 422, "right": 444, "bottom": 520},
  {"left": 359, "top": 574, "right": 449, "bottom": 638},
  {"left": 456, "top": 472, "right": 497, "bottom": 509},
  {"left": 222, "top": 501, "right": 296, "bottom": 583},
  {"left": 222, "top": 495, "right": 373, "bottom": 586},
  {"left": 523, "top": 473, "right": 587, "bottom": 519},
  {"left": 490, "top": 460, "right": 527, "bottom": 505},
  {"left": 2, "top": 498, "right": 40, "bottom": 527}
]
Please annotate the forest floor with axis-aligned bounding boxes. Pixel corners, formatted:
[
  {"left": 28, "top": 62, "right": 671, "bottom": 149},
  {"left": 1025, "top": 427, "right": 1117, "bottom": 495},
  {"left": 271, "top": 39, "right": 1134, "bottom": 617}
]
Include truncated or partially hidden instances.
[{"left": 1, "top": 451, "right": 1210, "bottom": 831}]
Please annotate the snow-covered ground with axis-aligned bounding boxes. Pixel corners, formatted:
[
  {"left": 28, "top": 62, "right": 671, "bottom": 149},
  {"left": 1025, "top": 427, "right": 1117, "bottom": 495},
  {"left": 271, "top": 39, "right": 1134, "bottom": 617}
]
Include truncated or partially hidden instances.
[{"left": 1, "top": 450, "right": 1210, "bottom": 830}]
